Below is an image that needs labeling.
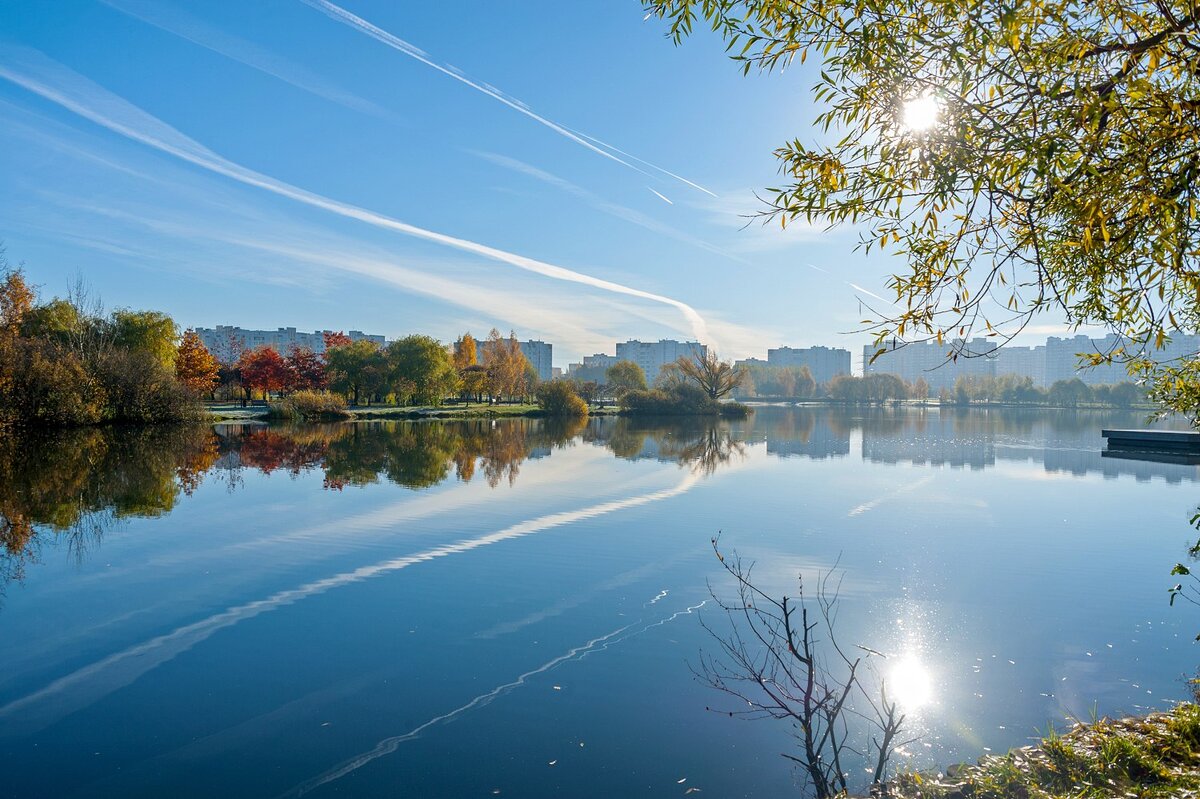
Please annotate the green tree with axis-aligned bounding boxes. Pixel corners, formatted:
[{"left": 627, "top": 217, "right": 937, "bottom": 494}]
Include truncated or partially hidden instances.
[
  {"left": 387, "top": 335, "right": 459, "bottom": 406},
  {"left": 605, "top": 360, "right": 648, "bottom": 394},
  {"left": 110, "top": 310, "right": 178, "bottom": 369},
  {"left": 324, "top": 339, "right": 386, "bottom": 406},
  {"left": 648, "top": 0, "right": 1200, "bottom": 418},
  {"left": 535, "top": 381, "right": 589, "bottom": 417}
]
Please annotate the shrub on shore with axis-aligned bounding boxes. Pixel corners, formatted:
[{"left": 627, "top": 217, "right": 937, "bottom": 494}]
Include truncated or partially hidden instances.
[
  {"left": 619, "top": 383, "right": 750, "bottom": 417},
  {"left": 535, "top": 381, "right": 589, "bottom": 418},
  {"left": 267, "top": 390, "right": 350, "bottom": 421}
]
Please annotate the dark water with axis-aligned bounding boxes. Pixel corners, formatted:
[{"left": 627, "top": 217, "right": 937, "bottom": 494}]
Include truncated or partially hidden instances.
[{"left": 1, "top": 407, "right": 1197, "bottom": 798}]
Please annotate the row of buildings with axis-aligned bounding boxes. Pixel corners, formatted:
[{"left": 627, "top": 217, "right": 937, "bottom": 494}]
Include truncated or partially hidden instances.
[
  {"left": 566, "top": 340, "right": 709, "bottom": 383},
  {"left": 863, "top": 333, "right": 1200, "bottom": 393},
  {"left": 193, "top": 325, "right": 1199, "bottom": 394},
  {"left": 735, "top": 346, "right": 853, "bottom": 387},
  {"left": 193, "top": 326, "right": 557, "bottom": 382}
]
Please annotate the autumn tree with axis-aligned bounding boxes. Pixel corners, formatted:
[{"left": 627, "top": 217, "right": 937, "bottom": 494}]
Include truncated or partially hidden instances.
[
  {"left": 649, "top": 0, "right": 1200, "bottom": 418},
  {"left": 605, "top": 360, "right": 648, "bottom": 395},
  {"left": 175, "top": 329, "right": 220, "bottom": 396},
  {"left": 676, "top": 351, "right": 746, "bottom": 400},
  {"left": 482, "top": 329, "right": 531, "bottom": 402},
  {"left": 0, "top": 252, "right": 34, "bottom": 335},
  {"left": 286, "top": 345, "right": 326, "bottom": 391},
  {"left": 237, "top": 346, "right": 291, "bottom": 401},
  {"left": 322, "top": 330, "right": 352, "bottom": 351},
  {"left": 453, "top": 332, "right": 478, "bottom": 369}
]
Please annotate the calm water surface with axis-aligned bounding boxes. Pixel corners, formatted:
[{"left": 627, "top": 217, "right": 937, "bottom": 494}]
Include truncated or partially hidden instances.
[{"left": 1, "top": 407, "right": 1197, "bottom": 798}]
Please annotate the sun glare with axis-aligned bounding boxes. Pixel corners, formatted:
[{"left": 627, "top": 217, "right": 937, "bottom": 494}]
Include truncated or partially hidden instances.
[
  {"left": 902, "top": 94, "right": 941, "bottom": 133},
  {"left": 888, "top": 653, "right": 934, "bottom": 709}
]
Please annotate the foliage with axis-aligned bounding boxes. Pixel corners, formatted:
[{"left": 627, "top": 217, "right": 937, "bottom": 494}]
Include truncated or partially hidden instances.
[
  {"left": 735, "top": 363, "right": 816, "bottom": 398},
  {"left": 0, "top": 335, "right": 105, "bottom": 427},
  {"left": 110, "top": 309, "right": 177, "bottom": 370},
  {"left": 0, "top": 253, "right": 34, "bottom": 334},
  {"left": 324, "top": 339, "right": 386, "bottom": 406},
  {"left": 387, "top": 335, "right": 459, "bottom": 406},
  {"left": 452, "top": 332, "right": 478, "bottom": 369},
  {"left": 647, "top": 0, "right": 1200, "bottom": 419},
  {"left": 620, "top": 382, "right": 748, "bottom": 417},
  {"left": 236, "top": 346, "right": 292, "bottom": 400},
  {"left": 267, "top": 390, "right": 350, "bottom": 421},
  {"left": 891, "top": 703, "right": 1200, "bottom": 799},
  {"left": 286, "top": 346, "right": 327, "bottom": 392},
  {"left": 175, "top": 329, "right": 220, "bottom": 396},
  {"left": 605, "top": 359, "right": 648, "bottom": 394},
  {"left": 535, "top": 380, "right": 589, "bottom": 417},
  {"left": 827, "top": 373, "right": 913, "bottom": 402},
  {"left": 676, "top": 351, "right": 746, "bottom": 400},
  {"left": 322, "top": 330, "right": 352, "bottom": 350},
  {"left": 0, "top": 258, "right": 197, "bottom": 427},
  {"left": 482, "top": 328, "right": 532, "bottom": 402}
]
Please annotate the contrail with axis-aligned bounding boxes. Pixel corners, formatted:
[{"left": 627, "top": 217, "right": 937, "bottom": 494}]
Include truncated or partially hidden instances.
[
  {"left": 0, "top": 46, "right": 710, "bottom": 343},
  {"left": 0, "top": 470, "right": 701, "bottom": 733},
  {"left": 647, "top": 187, "right": 674, "bottom": 205},
  {"left": 569, "top": 127, "right": 718, "bottom": 198},
  {"left": 301, "top": 0, "right": 714, "bottom": 197},
  {"left": 285, "top": 599, "right": 707, "bottom": 796}
]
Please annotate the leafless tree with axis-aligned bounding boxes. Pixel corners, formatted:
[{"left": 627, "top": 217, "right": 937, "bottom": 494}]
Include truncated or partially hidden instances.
[
  {"left": 676, "top": 351, "right": 746, "bottom": 400},
  {"left": 697, "top": 537, "right": 908, "bottom": 798}
]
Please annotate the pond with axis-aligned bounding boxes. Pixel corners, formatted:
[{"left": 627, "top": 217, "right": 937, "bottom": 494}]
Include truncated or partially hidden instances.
[{"left": 0, "top": 407, "right": 1197, "bottom": 798}]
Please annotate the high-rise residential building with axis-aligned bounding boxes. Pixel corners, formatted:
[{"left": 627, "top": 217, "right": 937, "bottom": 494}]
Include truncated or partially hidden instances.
[
  {"left": 766, "top": 346, "right": 852, "bottom": 386},
  {"left": 194, "top": 326, "right": 385, "bottom": 363},
  {"left": 994, "top": 345, "right": 1047, "bottom": 388},
  {"left": 615, "top": 339, "right": 707, "bottom": 382},
  {"left": 518, "top": 340, "right": 553, "bottom": 382},
  {"left": 863, "top": 338, "right": 998, "bottom": 393},
  {"left": 864, "top": 332, "right": 1200, "bottom": 390}
]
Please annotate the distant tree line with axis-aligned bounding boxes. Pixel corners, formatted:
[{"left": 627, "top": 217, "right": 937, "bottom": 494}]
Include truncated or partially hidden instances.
[
  {"left": 945, "top": 375, "right": 1148, "bottom": 408},
  {"left": 816, "top": 371, "right": 1150, "bottom": 408}
]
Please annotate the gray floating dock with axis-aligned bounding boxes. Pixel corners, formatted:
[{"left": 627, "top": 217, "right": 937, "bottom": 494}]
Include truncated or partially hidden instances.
[{"left": 1102, "top": 428, "right": 1200, "bottom": 451}]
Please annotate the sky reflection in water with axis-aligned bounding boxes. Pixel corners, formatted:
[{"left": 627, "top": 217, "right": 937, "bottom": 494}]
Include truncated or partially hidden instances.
[{"left": 0, "top": 407, "right": 1196, "bottom": 798}]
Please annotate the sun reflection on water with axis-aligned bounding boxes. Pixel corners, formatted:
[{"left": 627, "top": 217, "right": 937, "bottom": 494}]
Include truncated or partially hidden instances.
[{"left": 889, "top": 652, "right": 935, "bottom": 710}]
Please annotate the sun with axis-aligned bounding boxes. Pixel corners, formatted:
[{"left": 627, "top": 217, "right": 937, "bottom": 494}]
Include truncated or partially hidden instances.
[{"left": 902, "top": 94, "right": 941, "bottom": 133}]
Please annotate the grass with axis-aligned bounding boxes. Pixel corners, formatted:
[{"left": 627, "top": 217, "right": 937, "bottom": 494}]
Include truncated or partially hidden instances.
[{"left": 890, "top": 703, "right": 1200, "bottom": 798}]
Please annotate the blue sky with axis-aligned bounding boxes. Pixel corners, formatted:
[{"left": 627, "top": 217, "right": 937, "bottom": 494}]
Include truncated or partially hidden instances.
[{"left": 0, "top": 0, "right": 1069, "bottom": 366}]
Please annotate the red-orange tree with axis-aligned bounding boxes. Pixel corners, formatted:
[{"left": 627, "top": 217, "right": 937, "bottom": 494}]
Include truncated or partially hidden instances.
[
  {"left": 287, "top": 345, "right": 326, "bottom": 391},
  {"left": 237, "top": 346, "right": 291, "bottom": 401},
  {"left": 175, "top": 329, "right": 220, "bottom": 396}
]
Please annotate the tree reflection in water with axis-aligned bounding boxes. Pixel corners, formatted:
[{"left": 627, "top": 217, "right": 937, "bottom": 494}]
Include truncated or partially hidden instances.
[{"left": 0, "top": 416, "right": 742, "bottom": 594}]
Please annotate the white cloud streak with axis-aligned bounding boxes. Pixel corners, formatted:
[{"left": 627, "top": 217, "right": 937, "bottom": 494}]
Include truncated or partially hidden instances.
[
  {"left": 472, "top": 150, "right": 741, "bottom": 263},
  {"left": 301, "top": 0, "right": 715, "bottom": 196},
  {"left": 100, "top": 0, "right": 397, "bottom": 121},
  {"left": 0, "top": 45, "right": 711, "bottom": 344}
]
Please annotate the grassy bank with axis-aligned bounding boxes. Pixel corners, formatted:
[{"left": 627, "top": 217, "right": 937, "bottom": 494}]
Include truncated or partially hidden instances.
[{"left": 890, "top": 702, "right": 1200, "bottom": 799}]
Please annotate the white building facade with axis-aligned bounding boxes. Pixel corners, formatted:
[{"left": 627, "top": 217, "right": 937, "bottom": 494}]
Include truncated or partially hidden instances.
[{"left": 615, "top": 339, "right": 707, "bottom": 383}]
